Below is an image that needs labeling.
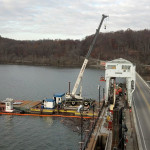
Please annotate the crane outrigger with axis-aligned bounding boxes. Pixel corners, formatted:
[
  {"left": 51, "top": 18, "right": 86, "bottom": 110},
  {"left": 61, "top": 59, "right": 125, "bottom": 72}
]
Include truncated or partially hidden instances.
[{"left": 65, "top": 14, "right": 108, "bottom": 106}]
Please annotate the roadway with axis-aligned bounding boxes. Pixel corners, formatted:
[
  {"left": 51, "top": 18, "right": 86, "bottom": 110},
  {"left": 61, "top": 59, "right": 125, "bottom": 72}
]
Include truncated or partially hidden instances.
[{"left": 133, "top": 73, "right": 150, "bottom": 150}]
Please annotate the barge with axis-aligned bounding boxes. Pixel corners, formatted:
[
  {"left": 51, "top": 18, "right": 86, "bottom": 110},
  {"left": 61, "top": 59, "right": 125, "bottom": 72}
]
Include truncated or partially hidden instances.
[{"left": 0, "top": 96, "right": 99, "bottom": 118}]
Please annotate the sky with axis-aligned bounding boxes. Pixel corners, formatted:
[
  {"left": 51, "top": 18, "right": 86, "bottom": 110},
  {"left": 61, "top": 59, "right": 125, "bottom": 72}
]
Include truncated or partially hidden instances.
[{"left": 0, "top": 0, "right": 149, "bottom": 40}]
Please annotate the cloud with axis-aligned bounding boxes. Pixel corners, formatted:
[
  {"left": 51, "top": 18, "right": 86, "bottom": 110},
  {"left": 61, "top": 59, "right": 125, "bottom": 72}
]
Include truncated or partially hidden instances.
[{"left": 0, "top": 0, "right": 149, "bottom": 40}]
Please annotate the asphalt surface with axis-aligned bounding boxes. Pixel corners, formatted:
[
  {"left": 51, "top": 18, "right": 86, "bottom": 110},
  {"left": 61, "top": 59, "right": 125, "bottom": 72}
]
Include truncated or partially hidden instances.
[{"left": 133, "top": 73, "right": 150, "bottom": 150}]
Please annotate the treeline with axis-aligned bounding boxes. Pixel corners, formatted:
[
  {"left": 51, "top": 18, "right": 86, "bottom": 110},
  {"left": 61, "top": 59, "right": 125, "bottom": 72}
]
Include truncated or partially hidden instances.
[
  {"left": 0, "top": 29, "right": 150, "bottom": 74},
  {"left": 0, "top": 37, "right": 82, "bottom": 66}
]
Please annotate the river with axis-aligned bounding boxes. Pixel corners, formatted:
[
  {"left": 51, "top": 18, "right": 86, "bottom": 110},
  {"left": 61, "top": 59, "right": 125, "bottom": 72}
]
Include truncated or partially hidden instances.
[{"left": 0, "top": 65, "right": 105, "bottom": 150}]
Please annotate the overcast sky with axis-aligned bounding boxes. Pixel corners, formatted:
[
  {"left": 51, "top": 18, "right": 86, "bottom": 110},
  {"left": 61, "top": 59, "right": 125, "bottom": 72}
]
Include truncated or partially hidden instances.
[{"left": 0, "top": 0, "right": 149, "bottom": 40}]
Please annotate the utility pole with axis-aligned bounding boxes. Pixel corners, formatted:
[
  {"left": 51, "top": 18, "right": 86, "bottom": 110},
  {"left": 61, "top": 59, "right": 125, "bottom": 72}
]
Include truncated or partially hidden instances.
[
  {"left": 78, "top": 105, "right": 84, "bottom": 150},
  {"left": 98, "top": 85, "right": 101, "bottom": 108},
  {"left": 93, "top": 104, "right": 95, "bottom": 120},
  {"left": 103, "top": 88, "right": 105, "bottom": 100},
  {"left": 80, "top": 110, "right": 83, "bottom": 150}
]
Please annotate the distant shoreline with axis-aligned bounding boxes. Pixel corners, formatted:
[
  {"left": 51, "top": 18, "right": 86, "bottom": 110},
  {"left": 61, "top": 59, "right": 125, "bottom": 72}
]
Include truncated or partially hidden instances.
[
  {"left": 0, "top": 62, "right": 104, "bottom": 69},
  {"left": 0, "top": 62, "right": 149, "bottom": 82}
]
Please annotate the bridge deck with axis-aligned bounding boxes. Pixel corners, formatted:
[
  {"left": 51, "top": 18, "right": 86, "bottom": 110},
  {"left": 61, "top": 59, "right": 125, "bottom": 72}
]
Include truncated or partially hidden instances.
[{"left": 133, "top": 73, "right": 150, "bottom": 150}]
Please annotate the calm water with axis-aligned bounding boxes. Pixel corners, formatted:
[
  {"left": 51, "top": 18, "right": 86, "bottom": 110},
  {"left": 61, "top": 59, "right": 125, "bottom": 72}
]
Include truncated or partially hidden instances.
[{"left": 0, "top": 65, "right": 105, "bottom": 150}]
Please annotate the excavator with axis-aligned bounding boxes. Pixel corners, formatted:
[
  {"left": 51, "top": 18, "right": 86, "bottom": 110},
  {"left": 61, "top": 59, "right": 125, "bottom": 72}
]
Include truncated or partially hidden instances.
[{"left": 65, "top": 14, "right": 108, "bottom": 106}]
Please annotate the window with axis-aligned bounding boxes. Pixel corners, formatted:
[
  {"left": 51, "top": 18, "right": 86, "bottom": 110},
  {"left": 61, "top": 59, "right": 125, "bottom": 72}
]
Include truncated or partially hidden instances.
[
  {"left": 122, "top": 65, "right": 131, "bottom": 70},
  {"left": 107, "top": 65, "right": 116, "bottom": 69}
]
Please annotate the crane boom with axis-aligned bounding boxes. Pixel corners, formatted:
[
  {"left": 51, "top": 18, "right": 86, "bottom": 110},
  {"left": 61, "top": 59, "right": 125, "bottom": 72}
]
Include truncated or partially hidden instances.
[{"left": 72, "top": 14, "right": 108, "bottom": 96}]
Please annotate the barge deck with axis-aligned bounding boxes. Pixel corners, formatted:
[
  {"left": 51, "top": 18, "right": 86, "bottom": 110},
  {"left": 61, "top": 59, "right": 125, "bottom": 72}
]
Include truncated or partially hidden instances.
[{"left": 0, "top": 100, "right": 101, "bottom": 117}]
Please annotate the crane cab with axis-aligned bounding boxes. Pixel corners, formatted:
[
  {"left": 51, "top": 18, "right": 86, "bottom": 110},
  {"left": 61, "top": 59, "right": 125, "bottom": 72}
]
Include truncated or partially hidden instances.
[{"left": 53, "top": 93, "right": 65, "bottom": 104}]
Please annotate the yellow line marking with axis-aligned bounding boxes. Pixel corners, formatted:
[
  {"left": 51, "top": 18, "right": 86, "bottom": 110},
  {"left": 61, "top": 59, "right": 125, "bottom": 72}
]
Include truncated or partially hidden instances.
[{"left": 136, "top": 82, "right": 150, "bottom": 111}]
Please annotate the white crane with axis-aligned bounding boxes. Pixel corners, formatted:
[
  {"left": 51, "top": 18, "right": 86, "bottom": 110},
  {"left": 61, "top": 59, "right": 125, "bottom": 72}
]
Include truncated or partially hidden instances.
[{"left": 65, "top": 14, "right": 108, "bottom": 104}]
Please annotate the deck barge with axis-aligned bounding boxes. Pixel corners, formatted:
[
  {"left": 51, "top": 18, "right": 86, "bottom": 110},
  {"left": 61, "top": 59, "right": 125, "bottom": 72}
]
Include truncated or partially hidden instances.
[{"left": 0, "top": 99, "right": 100, "bottom": 118}]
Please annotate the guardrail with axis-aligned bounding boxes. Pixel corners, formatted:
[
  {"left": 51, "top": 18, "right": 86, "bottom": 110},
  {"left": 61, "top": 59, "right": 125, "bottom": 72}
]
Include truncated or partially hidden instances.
[
  {"left": 132, "top": 98, "right": 144, "bottom": 150},
  {"left": 136, "top": 72, "right": 150, "bottom": 90},
  {"left": 104, "top": 130, "right": 111, "bottom": 150}
]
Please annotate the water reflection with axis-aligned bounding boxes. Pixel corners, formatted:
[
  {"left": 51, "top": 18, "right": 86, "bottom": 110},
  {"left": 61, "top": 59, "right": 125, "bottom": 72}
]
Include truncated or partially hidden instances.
[
  {"left": 4, "top": 115, "right": 14, "bottom": 127},
  {"left": 42, "top": 117, "right": 54, "bottom": 126}
]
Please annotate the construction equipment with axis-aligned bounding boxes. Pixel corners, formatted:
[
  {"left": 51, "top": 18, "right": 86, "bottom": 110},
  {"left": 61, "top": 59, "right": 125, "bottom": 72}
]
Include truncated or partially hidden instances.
[
  {"left": 65, "top": 14, "right": 108, "bottom": 106},
  {"left": 105, "top": 58, "right": 136, "bottom": 107}
]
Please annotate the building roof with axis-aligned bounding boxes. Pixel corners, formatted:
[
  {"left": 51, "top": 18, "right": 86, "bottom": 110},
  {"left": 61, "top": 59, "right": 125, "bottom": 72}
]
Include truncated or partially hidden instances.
[
  {"left": 107, "top": 58, "right": 132, "bottom": 64},
  {"left": 53, "top": 93, "right": 65, "bottom": 97},
  {"left": 2, "top": 98, "right": 13, "bottom": 103},
  {"left": 45, "top": 99, "right": 54, "bottom": 102}
]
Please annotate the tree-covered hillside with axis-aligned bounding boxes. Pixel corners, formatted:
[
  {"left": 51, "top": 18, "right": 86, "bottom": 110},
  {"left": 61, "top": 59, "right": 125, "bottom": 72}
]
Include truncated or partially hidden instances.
[{"left": 0, "top": 29, "right": 150, "bottom": 77}]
